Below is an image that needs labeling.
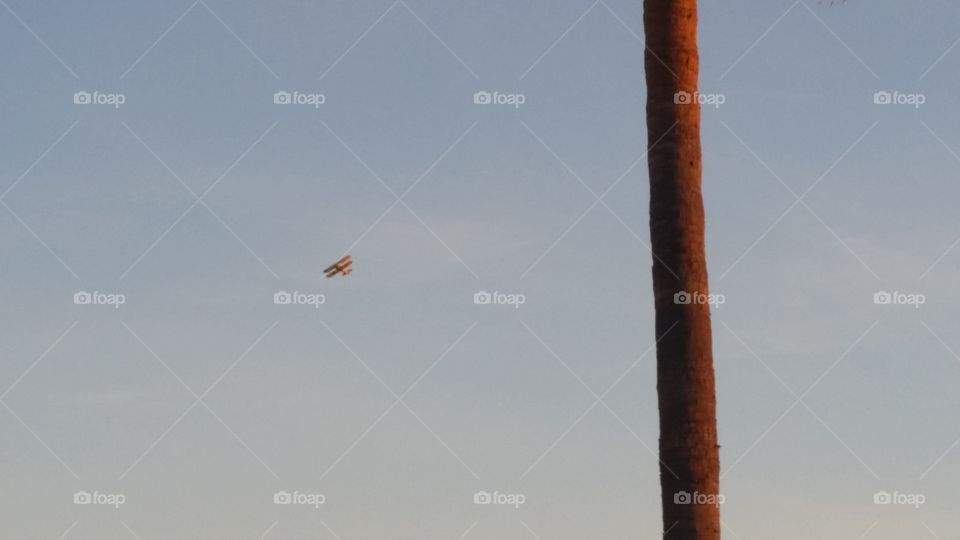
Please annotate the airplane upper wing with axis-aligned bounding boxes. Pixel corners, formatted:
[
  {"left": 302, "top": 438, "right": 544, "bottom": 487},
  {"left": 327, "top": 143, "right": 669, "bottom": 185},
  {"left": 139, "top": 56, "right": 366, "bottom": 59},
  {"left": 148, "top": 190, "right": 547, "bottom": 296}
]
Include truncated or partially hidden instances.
[
  {"left": 324, "top": 255, "right": 352, "bottom": 277},
  {"left": 323, "top": 255, "right": 351, "bottom": 274}
]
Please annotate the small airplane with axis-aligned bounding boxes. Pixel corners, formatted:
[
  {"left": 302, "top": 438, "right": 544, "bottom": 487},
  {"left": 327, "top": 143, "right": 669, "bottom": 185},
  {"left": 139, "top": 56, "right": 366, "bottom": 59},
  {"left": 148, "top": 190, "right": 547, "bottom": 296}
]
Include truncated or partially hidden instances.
[{"left": 324, "top": 255, "right": 352, "bottom": 278}]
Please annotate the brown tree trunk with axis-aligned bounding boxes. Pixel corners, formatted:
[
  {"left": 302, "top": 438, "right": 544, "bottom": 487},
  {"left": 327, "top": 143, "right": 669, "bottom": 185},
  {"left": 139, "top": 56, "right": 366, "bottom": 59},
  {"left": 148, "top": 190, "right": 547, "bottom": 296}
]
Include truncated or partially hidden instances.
[{"left": 643, "top": 0, "right": 721, "bottom": 539}]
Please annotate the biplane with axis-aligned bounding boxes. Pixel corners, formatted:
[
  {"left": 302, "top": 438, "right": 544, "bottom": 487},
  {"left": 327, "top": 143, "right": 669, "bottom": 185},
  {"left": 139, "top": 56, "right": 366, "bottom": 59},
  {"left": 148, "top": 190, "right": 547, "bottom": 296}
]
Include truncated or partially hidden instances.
[{"left": 324, "top": 255, "right": 352, "bottom": 278}]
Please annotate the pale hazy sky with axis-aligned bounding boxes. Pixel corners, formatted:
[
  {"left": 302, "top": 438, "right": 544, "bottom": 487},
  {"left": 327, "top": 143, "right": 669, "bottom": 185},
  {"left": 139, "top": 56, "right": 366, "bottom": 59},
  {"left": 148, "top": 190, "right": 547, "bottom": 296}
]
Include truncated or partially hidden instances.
[{"left": 2, "top": 1, "right": 960, "bottom": 539}]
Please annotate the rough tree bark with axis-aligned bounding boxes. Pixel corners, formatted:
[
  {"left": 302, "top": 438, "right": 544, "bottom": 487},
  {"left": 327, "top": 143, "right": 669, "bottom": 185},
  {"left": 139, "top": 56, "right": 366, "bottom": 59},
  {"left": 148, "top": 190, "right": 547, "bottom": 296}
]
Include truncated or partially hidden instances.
[{"left": 643, "top": 0, "right": 721, "bottom": 538}]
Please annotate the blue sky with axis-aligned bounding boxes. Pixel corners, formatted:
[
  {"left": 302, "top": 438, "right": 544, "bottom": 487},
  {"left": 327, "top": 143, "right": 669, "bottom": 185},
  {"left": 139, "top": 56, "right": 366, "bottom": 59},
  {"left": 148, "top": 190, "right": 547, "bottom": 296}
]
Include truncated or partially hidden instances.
[{"left": 2, "top": 0, "right": 960, "bottom": 538}]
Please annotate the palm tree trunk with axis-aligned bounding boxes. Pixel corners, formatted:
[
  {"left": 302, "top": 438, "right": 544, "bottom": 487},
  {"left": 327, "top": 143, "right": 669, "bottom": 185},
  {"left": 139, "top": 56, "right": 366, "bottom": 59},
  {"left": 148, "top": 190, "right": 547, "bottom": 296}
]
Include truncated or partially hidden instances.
[{"left": 643, "top": 0, "right": 721, "bottom": 539}]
